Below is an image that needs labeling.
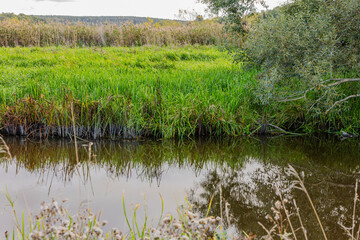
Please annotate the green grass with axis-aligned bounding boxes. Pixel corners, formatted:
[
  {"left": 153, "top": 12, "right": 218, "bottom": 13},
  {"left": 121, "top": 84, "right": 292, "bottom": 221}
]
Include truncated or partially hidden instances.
[
  {"left": 0, "top": 45, "right": 358, "bottom": 139},
  {"left": 0, "top": 45, "right": 259, "bottom": 139}
]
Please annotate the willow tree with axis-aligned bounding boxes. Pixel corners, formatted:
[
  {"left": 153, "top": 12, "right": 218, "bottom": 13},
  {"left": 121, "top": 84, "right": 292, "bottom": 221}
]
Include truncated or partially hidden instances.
[
  {"left": 244, "top": 0, "right": 360, "bottom": 115},
  {"left": 201, "top": 0, "right": 360, "bottom": 117},
  {"left": 198, "top": 0, "right": 267, "bottom": 35}
]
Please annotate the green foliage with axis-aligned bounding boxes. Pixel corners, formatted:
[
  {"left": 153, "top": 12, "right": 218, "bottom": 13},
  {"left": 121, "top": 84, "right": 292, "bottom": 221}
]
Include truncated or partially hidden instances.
[
  {"left": 0, "top": 45, "right": 359, "bottom": 137},
  {"left": 37, "top": 15, "right": 170, "bottom": 25},
  {"left": 0, "top": 13, "right": 181, "bottom": 26},
  {"left": 244, "top": 0, "right": 360, "bottom": 116},
  {"left": 0, "top": 46, "right": 259, "bottom": 139},
  {"left": 198, "top": 0, "right": 266, "bottom": 35},
  {"left": 247, "top": 0, "right": 360, "bottom": 77},
  {"left": 199, "top": 0, "right": 360, "bottom": 133},
  {"left": 0, "top": 13, "right": 45, "bottom": 23}
]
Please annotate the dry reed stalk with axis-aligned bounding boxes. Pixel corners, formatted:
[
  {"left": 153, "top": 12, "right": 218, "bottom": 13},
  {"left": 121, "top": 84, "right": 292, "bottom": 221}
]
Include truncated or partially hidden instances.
[
  {"left": 225, "top": 202, "right": 231, "bottom": 227},
  {"left": 275, "top": 184, "right": 297, "bottom": 240},
  {"left": 220, "top": 185, "right": 223, "bottom": 231},
  {"left": 0, "top": 136, "right": 12, "bottom": 159},
  {"left": 70, "top": 101, "right": 79, "bottom": 164},
  {"left": 258, "top": 221, "right": 275, "bottom": 240},
  {"left": 0, "top": 19, "right": 226, "bottom": 47},
  {"left": 352, "top": 179, "right": 359, "bottom": 238},
  {"left": 288, "top": 165, "right": 328, "bottom": 240},
  {"left": 293, "top": 199, "right": 308, "bottom": 240}
]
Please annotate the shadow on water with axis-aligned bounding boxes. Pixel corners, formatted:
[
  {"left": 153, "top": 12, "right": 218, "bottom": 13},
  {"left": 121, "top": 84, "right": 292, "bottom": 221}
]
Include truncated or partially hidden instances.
[{"left": 1, "top": 136, "right": 360, "bottom": 238}]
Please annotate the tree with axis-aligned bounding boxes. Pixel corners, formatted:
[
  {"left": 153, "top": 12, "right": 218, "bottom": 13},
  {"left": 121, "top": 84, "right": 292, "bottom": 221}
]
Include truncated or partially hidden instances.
[
  {"left": 199, "top": 0, "right": 360, "bottom": 133},
  {"left": 176, "top": 9, "right": 202, "bottom": 21},
  {"left": 195, "top": 15, "right": 204, "bottom": 22},
  {"left": 198, "top": 0, "right": 267, "bottom": 35},
  {"left": 244, "top": 0, "right": 360, "bottom": 114}
]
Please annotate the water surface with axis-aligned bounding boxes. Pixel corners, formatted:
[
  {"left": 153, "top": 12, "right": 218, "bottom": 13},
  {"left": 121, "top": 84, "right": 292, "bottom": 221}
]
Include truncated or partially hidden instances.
[{"left": 0, "top": 136, "right": 359, "bottom": 239}]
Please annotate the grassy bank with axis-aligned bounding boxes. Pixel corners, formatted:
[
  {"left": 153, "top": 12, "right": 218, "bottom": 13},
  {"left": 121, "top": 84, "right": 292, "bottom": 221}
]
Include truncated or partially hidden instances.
[
  {"left": 0, "top": 46, "right": 259, "bottom": 139},
  {"left": 0, "top": 45, "right": 359, "bottom": 139}
]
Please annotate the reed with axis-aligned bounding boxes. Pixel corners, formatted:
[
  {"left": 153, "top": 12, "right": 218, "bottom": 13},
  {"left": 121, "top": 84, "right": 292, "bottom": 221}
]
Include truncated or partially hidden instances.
[{"left": 0, "top": 19, "right": 227, "bottom": 47}]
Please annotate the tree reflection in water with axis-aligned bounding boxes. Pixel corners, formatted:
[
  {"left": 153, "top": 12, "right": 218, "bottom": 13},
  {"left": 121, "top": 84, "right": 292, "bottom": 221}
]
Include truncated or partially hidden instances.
[
  {"left": 0, "top": 136, "right": 360, "bottom": 239},
  {"left": 188, "top": 160, "right": 359, "bottom": 239}
]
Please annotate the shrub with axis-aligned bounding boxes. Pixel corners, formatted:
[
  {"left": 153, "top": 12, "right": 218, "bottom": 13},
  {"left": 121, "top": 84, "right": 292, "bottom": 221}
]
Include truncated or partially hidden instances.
[{"left": 245, "top": 0, "right": 360, "bottom": 109}]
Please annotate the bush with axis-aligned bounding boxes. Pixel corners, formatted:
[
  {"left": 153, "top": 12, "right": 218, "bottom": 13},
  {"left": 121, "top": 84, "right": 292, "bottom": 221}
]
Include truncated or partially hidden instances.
[{"left": 245, "top": 0, "right": 360, "bottom": 107}]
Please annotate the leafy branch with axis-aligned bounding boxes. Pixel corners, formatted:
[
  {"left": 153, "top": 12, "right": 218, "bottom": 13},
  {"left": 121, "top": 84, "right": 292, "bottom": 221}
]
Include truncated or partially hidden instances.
[{"left": 278, "top": 78, "right": 360, "bottom": 114}]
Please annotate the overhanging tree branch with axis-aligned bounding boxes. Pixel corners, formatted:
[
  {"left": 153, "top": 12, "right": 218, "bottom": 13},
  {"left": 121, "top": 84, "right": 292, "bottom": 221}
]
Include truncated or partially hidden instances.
[
  {"left": 278, "top": 88, "right": 313, "bottom": 102},
  {"left": 325, "top": 94, "right": 360, "bottom": 114},
  {"left": 277, "top": 78, "right": 360, "bottom": 108},
  {"left": 324, "top": 78, "right": 360, "bottom": 87}
]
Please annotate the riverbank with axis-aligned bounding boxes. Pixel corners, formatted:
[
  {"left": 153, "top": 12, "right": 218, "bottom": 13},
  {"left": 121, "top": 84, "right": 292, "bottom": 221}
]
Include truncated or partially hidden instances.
[{"left": 0, "top": 46, "right": 359, "bottom": 139}]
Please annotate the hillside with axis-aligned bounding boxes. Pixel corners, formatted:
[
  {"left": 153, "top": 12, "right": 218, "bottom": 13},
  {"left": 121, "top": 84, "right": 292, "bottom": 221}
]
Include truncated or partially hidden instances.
[{"left": 0, "top": 13, "right": 179, "bottom": 25}]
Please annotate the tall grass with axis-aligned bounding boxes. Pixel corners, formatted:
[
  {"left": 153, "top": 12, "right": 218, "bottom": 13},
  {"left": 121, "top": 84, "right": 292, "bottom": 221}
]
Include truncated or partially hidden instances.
[
  {"left": 0, "top": 45, "right": 358, "bottom": 138},
  {"left": 0, "top": 46, "right": 259, "bottom": 139},
  {"left": 0, "top": 19, "right": 226, "bottom": 47}
]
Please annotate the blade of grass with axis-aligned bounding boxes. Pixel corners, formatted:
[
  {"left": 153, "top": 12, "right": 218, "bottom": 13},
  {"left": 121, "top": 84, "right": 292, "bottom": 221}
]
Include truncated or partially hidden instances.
[{"left": 122, "top": 193, "right": 133, "bottom": 235}]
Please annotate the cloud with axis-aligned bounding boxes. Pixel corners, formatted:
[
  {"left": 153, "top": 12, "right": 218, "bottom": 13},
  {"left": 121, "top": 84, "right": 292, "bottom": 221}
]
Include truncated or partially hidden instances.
[{"left": 34, "top": 0, "right": 75, "bottom": 2}]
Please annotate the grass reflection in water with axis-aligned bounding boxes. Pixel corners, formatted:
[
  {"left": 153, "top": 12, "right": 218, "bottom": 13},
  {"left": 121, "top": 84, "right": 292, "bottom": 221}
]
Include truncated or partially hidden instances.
[{"left": 1, "top": 136, "right": 360, "bottom": 239}]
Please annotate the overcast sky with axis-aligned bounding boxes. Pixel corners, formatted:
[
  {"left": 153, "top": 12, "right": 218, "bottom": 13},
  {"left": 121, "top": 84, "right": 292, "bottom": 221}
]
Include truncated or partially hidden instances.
[{"left": 2, "top": 0, "right": 288, "bottom": 19}]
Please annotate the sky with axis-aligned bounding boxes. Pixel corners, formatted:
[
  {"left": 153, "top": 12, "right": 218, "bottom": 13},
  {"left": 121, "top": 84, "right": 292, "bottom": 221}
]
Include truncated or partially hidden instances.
[{"left": 1, "top": 0, "right": 288, "bottom": 19}]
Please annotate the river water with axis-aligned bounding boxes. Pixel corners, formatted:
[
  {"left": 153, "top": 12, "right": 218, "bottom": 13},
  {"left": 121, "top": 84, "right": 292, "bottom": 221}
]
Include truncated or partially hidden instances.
[{"left": 0, "top": 136, "right": 359, "bottom": 239}]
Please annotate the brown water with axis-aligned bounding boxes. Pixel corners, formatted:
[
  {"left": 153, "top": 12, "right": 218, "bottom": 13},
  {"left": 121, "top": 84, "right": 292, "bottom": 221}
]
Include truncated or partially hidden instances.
[{"left": 0, "top": 136, "right": 359, "bottom": 239}]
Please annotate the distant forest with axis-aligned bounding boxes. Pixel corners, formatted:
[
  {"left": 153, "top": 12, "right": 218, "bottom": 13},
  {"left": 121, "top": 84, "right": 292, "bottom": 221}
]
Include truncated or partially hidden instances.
[
  {"left": 36, "top": 15, "right": 173, "bottom": 25},
  {"left": 0, "top": 13, "right": 182, "bottom": 25},
  {"left": 0, "top": 13, "right": 45, "bottom": 22}
]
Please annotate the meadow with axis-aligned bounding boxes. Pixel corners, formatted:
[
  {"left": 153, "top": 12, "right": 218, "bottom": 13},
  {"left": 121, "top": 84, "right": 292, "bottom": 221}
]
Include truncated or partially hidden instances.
[
  {"left": 0, "top": 45, "right": 359, "bottom": 139},
  {"left": 0, "top": 46, "right": 260, "bottom": 139}
]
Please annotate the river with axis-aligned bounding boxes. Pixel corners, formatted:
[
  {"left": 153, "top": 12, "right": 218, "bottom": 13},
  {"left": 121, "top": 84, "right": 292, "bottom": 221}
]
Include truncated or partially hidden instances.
[{"left": 0, "top": 136, "right": 359, "bottom": 239}]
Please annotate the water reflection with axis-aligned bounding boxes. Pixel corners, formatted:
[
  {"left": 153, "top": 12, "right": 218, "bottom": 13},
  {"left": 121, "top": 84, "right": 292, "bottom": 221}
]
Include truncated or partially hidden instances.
[{"left": 0, "top": 136, "right": 359, "bottom": 239}]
